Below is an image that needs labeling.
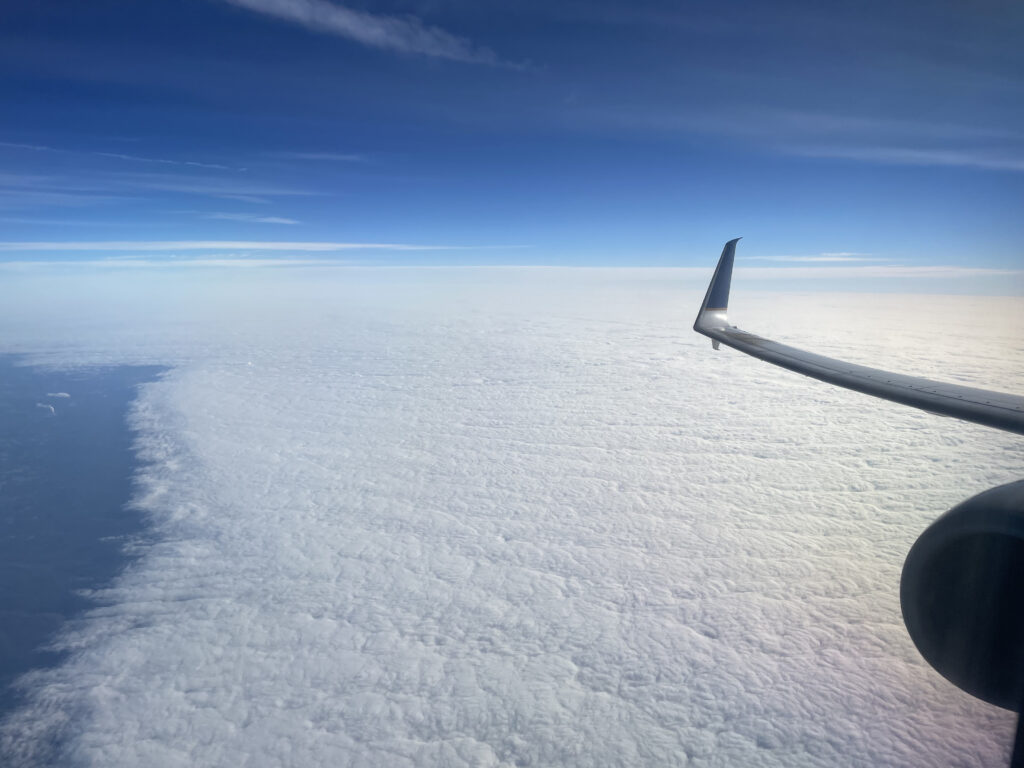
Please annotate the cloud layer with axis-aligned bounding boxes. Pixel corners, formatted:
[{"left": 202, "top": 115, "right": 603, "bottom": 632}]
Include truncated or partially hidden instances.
[{"left": 0, "top": 269, "right": 1021, "bottom": 766}]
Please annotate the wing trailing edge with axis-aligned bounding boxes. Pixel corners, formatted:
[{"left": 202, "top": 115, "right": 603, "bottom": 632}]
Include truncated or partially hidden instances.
[{"left": 693, "top": 239, "right": 1024, "bottom": 436}]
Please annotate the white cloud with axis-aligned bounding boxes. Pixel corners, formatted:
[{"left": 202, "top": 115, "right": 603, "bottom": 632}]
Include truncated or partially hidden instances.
[
  {"left": 786, "top": 145, "right": 1024, "bottom": 173},
  {"left": 203, "top": 213, "right": 301, "bottom": 224},
  {"left": 581, "top": 106, "right": 1024, "bottom": 173},
  {"left": 0, "top": 269, "right": 1021, "bottom": 766},
  {"left": 0, "top": 170, "right": 312, "bottom": 208},
  {"left": 0, "top": 183, "right": 126, "bottom": 210},
  {"left": 0, "top": 216, "right": 119, "bottom": 226},
  {"left": 39, "top": 258, "right": 335, "bottom": 268},
  {"left": 0, "top": 141, "right": 234, "bottom": 171},
  {"left": 94, "top": 152, "right": 233, "bottom": 171},
  {"left": 268, "top": 151, "right": 366, "bottom": 162},
  {"left": 0, "top": 241, "right": 468, "bottom": 252},
  {"left": 103, "top": 172, "right": 314, "bottom": 201},
  {"left": 587, "top": 106, "right": 1020, "bottom": 144},
  {"left": 737, "top": 264, "right": 1023, "bottom": 279},
  {"left": 224, "top": 0, "right": 501, "bottom": 65},
  {"left": 744, "top": 253, "right": 881, "bottom": 263},
  {"left": 737, "top": 109, "right": 1021, "bottom": 143}
]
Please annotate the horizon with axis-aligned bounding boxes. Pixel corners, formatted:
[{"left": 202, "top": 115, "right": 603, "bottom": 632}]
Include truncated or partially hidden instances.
[{"left": 2, "top": 249, "right": 1021, "bottom": 295}]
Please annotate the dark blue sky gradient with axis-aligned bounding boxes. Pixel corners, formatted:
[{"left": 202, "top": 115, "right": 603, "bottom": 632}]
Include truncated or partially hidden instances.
[{"left": 1, "top": 0, "right": 1022, "bottom": 266}]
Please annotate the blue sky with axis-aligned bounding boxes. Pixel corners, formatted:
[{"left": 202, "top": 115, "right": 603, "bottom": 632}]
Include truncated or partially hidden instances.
[{"left": 1, "top": 0, "right": 1022, "bottom": 270}]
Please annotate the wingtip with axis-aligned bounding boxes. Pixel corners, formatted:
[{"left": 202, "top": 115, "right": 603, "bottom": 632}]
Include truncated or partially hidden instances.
[
  {"left": 693, "top": 237, "right": 741, "bottom": 334},
  {"left": 704, "top": 238, "right": 741, "bottom": 311}
]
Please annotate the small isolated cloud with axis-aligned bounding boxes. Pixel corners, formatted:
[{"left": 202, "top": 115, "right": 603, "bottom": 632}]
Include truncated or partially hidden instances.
[
  {"left": 204, "top": 213, "right": 300, "bottom": 225},
  {"left": 46, "top": 392, "right": 71, "bottom": 398},
  {"left": 35, "top": 403, "right": 55, "bottom": 415},
  {"left": 224, "top": 0, "right": 502, "bottom": 65}
]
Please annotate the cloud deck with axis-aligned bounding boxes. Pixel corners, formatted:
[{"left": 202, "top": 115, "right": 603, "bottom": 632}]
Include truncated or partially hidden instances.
[{"left": 0, "top": 268, "right": 1021, "bottom": 766}]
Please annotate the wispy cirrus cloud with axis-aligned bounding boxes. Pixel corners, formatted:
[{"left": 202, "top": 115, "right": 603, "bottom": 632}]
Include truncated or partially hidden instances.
[
  {"left": 590, "top": 106, "right": 1021, "bottom": 143},
  {"left": 94, "top": 151, "right": 235, "bottom": 171},
  {"left": 731, "top": 109, "right": 1021, "bottom": 143},
  {"left": 0, "top": 216, "right": 122, "bottom": 226},
  {"left": 0, "top": 189, "right": 125, "bottom": 207},
  {"left": 588, "top": 105, "right": 1024, "bottom": 173},
  {"left": 737, "top": 110, "right": 1024, "bottom": 173},
  {"left": 0, "top": 241, "right": 476, "bottom": 252},
  {"left": 0, "top": 258, "right": 335, "bottom": 269},
  {"left": 0, "top": 174, "right": 126, "bottom": 208},
  {"left": 0, "top": 169, "right": 310, "bottom": 208},
  {"left": 0, "top": 172, "right": 110, "bottom": 193},
  {"left": 268, "top": 151, "right": 366, "bottom": 162},
  {"left": 203, "top": 212, "right": 301, "bottom": 224},
  {"left": 0, "top": 141, "right": 235, "bottom": 171},
  {"left": 784, "top": 145, "right": 1024, "bottom": 173},
  {"left": 105, "top": 172, "right": 313, "bottom": 202},
  {"left": 223, "top": 0, "right": 503, "bottom": 65}
]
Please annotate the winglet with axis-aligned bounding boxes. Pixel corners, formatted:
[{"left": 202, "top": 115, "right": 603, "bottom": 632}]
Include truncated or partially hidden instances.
[{"left": 693, "top": 237, "right": 741, "bottom": 336}]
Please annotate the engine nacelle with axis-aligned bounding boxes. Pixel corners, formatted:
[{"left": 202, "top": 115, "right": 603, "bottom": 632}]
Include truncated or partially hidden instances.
[{"left": 901, "top": 479, "right": 1024, "bottom": 711}]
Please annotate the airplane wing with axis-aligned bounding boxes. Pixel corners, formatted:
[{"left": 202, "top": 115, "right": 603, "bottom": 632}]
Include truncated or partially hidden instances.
[{"left": 693, "top": 238, "right": 1024, "bottom": 436}]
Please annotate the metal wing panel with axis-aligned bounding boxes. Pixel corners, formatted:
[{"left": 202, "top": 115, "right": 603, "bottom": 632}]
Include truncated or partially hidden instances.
[{"left": 694, "top": 239, "right": 1024, "bottom": 436}]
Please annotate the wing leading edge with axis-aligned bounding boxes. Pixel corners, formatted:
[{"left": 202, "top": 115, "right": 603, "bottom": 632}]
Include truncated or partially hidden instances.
[{"left": 693, "top": 239, "right": 1024, "bottom": 436}]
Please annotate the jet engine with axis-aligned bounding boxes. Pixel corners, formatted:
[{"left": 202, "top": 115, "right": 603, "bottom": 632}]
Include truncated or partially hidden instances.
[{"left": 901, "top": 479, "right": 1024, "bottom": 759}]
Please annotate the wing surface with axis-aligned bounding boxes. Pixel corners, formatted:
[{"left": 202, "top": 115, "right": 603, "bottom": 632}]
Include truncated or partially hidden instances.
[{"left": 693, "top": 239, "right": 1024, "bottom": 436}]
